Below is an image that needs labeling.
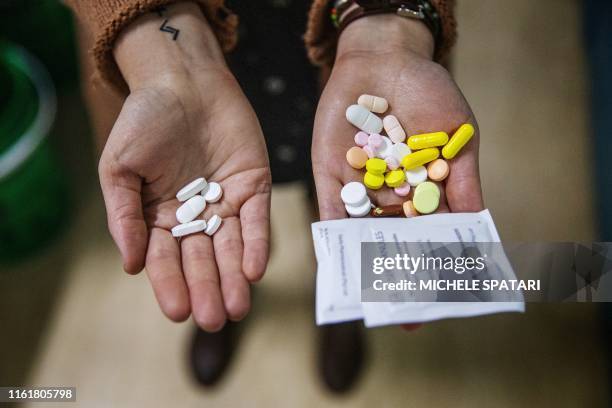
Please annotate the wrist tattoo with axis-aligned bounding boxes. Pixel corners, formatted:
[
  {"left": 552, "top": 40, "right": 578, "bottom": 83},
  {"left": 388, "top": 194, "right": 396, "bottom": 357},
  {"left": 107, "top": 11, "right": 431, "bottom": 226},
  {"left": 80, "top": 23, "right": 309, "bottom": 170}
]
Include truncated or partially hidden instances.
[{"left": 153, "top": 6, "right": 180, "bottom": 41}]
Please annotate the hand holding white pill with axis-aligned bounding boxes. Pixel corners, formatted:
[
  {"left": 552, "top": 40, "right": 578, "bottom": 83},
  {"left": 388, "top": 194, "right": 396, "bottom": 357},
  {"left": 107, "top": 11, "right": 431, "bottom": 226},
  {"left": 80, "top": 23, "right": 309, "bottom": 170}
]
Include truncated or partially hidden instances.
[
  {"left": 98, "top": 5, "right": 272, "bottom": 332},
  {"left": 313, "top": 14, "right": 484, "bottom": 223}
]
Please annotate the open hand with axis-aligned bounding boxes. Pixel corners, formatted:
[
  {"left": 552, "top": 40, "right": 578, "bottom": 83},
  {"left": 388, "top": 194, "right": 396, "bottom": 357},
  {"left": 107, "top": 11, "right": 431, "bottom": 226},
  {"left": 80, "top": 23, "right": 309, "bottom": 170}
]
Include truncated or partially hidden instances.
[
  {"left": 98, "top": 4, "right": 271, "bottom": 331},
  {"left": 312, "top": 15, "right": 483, "bottom": 222}
]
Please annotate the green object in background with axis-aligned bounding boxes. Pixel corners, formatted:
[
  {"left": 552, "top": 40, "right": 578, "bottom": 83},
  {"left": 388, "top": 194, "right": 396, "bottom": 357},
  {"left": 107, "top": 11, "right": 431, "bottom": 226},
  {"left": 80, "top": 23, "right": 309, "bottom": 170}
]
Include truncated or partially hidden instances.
[
  {"left": 0, "top": 0, "right": 78, "bottom": 91},
  {"left": 0, "top": 41, "right": 69, "bottom": 263}
]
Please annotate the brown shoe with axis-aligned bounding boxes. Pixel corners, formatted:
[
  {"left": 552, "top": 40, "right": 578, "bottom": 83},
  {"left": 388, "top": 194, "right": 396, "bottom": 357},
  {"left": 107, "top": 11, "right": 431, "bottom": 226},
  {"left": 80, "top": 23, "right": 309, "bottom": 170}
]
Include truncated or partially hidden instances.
[
  {"left": 189, "top": 322, "right": 239, "bottom": 386},
  {"left": 318, "top": 321, "right": 366, "bottom": 393}
]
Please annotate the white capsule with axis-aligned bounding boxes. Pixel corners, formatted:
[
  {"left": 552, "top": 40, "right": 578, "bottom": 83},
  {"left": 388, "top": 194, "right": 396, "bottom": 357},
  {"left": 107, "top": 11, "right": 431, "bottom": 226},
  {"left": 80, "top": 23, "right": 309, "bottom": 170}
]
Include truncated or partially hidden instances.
[
  {"left": 176, "top": 195, "right": 207, "bottom": 224},
  {"left": 345, "top": 199, "right": 372, "bottom": 218},
  {"left": 340, "top": 182, "right": 368, "bottom": 207},
  {"left": 405, "top": 166, "right": 428, "bottom": 186},
  {"left": 383, "top": 115, "right": 406, "bottom": 143},
  {"left": 203, "top": 182, "right": 223, "bottom": 203},
  {"left": 345, "top": 104, "right": 383, "bottom": 134},
  {"left": 357, "top": 94, "right": 388, "bottom": 114},
  {"left": 391, "top": 142, "right": 411, "bottom": 163},
  {"left": 375, "top": 136, "right": 394, "bottom": 159},
  {"left": 205, "top": 214, "right": 223, "bottom": 236},
  {"left": 176, "top": 177, "right": 208, "bottom": 202},
  {"left": 172, "top": 220, "right": 207, "bottom": 237}
]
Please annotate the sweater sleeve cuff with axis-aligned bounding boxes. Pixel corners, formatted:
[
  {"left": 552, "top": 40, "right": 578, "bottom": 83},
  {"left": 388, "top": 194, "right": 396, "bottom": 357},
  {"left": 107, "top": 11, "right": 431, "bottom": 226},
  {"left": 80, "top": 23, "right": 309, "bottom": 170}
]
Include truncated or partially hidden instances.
[
  {"left": 66, "top": 0, "right": 238, "bottom": 91},
  {"left": 304, "top": 0, "right": 457, "bottom": 67}
]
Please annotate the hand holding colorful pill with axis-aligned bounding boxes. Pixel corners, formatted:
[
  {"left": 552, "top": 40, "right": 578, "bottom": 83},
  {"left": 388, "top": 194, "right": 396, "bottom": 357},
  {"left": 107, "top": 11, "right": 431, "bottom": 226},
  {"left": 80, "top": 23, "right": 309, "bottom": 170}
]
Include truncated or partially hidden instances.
[
  {"left": 98, "top": 9, "right": 272, "bottom": 332},
  {"left": 312, "top": 14, "right": 484, "bottom": 222}
]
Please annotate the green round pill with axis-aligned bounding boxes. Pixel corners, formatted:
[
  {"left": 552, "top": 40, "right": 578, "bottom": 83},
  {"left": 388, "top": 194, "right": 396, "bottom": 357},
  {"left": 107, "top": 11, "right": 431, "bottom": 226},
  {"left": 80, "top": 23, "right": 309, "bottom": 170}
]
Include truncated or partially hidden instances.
[
  {"left": 413, "top": 189, "right": 440, "bottom": 214},
  {"left": 415, "top": 181, "right": 440, "bottom": 198}
]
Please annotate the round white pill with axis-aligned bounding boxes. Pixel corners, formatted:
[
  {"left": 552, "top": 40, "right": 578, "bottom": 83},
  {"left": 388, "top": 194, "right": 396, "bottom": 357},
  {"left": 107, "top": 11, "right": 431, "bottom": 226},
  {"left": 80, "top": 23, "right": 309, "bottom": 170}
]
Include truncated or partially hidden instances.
[
  {"left": 172, "top": 220, "right": 207, "bottom": 237},
  {"left": 203, "top": 182, "right": 223, "bottom": 203},
  {"left": 345, "top": 104, "right": 383, "bottom": 134},
  {"left": 205, "top": 214, "right": 223, "bottom": 236},
  {"left": 340, "top": 182, "right": 368, "bottom": 207},
  {"left": 176, "top": 177, "right": 208, "bottom": 202},
  {"left": 176, "top": 195, "right": 207, "bottom": 224},
  {"left": 375, "top": 136, "right": 394, "bottom": 159},
  {"left": 391, "top": 142, "right": 411, "bottom": 162},
  {"left": 405, "top": 166, "right": 428, "bottom": 186},
  {"left": 345, "top": 199, "right": 372, "bottom": 218}
]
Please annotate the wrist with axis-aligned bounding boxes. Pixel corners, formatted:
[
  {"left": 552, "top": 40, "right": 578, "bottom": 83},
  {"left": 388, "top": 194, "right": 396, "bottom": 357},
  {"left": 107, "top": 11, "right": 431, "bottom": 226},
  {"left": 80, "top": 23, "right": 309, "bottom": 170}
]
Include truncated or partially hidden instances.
[
  {"left": 114, "top": 2, "right": 228, "bottom": 90},
  {"left": 336, "top": 14, "right": 434, "bottom": 61}
]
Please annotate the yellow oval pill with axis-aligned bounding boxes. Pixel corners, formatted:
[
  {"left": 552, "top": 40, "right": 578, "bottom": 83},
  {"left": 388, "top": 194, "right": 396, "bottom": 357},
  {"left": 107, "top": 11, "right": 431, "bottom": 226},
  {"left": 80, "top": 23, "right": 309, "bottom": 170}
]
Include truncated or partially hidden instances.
[
  {"left": 407, "top": 132, "right": 449, "bottom": 150},
  {"left": 401, "top": 148, "right": 440, "bottom": 170},
  {"left": 442, "top": 123, "right": 474, "bottom": 159},
  {"left": 364, "top": 171, "right": 385, "bottom": 190},
  {"left": 365, "top": 158, "right": 387, "bottom": 175},
  {"left": 384, "top": 169, "right": 406, "bottom": 188},
  {"left": 413, "top": 183, "right": 440, "bottom": 214}
]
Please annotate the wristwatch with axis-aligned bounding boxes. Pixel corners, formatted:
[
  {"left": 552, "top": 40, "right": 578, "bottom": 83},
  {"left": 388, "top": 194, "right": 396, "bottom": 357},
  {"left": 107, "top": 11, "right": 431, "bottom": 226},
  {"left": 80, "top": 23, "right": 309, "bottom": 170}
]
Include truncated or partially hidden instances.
[{"left": 331, "top": 0, "right": 441, "bottom": 48}]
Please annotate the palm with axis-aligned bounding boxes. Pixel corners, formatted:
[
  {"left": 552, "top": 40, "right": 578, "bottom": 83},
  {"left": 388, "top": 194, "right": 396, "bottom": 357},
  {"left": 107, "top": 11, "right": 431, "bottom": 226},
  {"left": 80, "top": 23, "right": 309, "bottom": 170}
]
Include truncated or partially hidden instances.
[
  {"left": 100, "top": 70, "right": 271, "bottom": 331},
  {"left": 312, "top": 52, "right": 483, "bottom": 220}
]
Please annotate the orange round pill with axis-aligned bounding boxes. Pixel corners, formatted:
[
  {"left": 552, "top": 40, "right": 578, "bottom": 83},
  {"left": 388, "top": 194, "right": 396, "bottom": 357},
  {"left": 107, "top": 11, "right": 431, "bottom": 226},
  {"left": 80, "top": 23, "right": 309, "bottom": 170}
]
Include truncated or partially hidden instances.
[
  {"left": 346, "top": 147, "right": 369, "bottom": 169},
  {"left": 403, "top": 200, "right": 419, "bottom": 218},
  {"left": 427, "top": 159, "right": 450, "bottom": 182}
]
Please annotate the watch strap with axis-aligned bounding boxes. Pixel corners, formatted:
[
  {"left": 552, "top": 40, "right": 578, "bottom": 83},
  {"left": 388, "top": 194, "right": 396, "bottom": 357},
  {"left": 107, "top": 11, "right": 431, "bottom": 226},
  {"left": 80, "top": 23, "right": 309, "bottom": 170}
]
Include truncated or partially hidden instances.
[{"left": 332, "top": 0, "right": 441, "bottom": 52}]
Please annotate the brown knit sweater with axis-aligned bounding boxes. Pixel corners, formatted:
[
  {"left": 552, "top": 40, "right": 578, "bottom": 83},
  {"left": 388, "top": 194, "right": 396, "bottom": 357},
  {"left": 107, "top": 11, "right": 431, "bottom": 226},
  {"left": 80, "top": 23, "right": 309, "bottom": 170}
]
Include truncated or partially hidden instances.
[{"left": 65, "top": 0, "right": 456, "bottom": 88}]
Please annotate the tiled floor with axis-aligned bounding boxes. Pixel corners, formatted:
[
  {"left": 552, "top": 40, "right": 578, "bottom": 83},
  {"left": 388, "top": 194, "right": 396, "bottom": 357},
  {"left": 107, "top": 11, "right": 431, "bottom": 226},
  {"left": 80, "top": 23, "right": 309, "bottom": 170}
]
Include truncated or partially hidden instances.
[{"left": 2, "top": 0, "right": 608, "bottom": 406}]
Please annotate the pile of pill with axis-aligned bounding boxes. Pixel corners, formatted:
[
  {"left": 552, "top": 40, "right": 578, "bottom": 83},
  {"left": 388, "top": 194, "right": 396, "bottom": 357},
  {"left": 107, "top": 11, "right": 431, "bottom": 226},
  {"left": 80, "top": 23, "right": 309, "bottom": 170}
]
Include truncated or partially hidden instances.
[
  {"left": 171, "top": 177, "right": 224, "bottom": 238},
  {"left": 343, "top": 94, "right": 474, "bottom": 218}
]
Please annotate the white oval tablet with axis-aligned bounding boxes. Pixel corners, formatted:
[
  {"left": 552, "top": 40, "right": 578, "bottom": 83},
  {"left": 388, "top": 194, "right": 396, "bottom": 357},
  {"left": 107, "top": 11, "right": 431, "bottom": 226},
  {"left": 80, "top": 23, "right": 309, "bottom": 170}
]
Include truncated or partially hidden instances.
[
  {"left": 176, "top": 177, "right": 208, "bottom": 202},
  {"left": 375, "top": 136, "right": 394, "bottom": 159},
  {"left": 203, "top": 182, "right": 223, "bottom": 203},
  {"left": 205, "top": 214, "right": 223, "bottom": 236},
  {"left": 172, "top": 220, "right": 207, "bottom": 237},
  {"left": 405, "top": 166, "right": 428, "bottom": 186},
  {"left": 346, "top": 104, "right": 383, "bottom": 134},
  {"left": 383, "top": 115, "right": 406, "bottom": 143},
  {"left": 345, "top": 199, "right": 372, "bottom": 218},
  {"left": 176, "top": 195, "right": 206, "bottom": 224},
  {"left": 340, "top": 182, "right": 368, "bottom": 207},
  {"left": 391, "top": 142, "right": 411, "bottom": 162}
]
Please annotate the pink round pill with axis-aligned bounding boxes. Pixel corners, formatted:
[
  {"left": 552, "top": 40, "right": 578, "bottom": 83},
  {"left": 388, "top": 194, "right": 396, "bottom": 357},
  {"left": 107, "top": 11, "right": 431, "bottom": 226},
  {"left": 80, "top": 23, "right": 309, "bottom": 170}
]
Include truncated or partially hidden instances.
[
  {"left": 385, "top": 156, "right": 400, "bottom": 170},
  {"left": 354, "top": 131, "right": 369, "bottom": 147},
  {"left": 394, "top": 182, "right": 411, "bottom": 197},
  {"left": 368, "top": 133, "right": 383, "bottom": 149},
  {"left": 363, "top": 144, "right": 376, "bottom": 158}
]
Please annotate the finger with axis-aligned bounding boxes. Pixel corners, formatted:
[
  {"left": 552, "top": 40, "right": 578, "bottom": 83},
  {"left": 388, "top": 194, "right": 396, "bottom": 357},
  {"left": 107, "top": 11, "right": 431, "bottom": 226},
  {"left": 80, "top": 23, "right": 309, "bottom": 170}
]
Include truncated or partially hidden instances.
[
  {"left": 145, "top": 227, "right": 190, "bottom": 321},
  {"left": 312, "top": 110, "right": 351, "bottom": 221},
  {"left": 445, "top": 122, "right": 484, "bottom": 212},
  {"left": 213, "top": 217, "right": 251, "bottom": 321},
  {"left": 181, "top": 234, "right": 226, "bottom": 332},
  {"left": 99, "top": 159, "right": 148, "bottom": 274},
  {"left": 436, "top": 181, "right": 450, "bottom": 213},
  {"left": 313, "top": 172, "right": 347, "bottom": 221},
  {"left": 240, "top": 191, "right": 271, "bottom": 282}
]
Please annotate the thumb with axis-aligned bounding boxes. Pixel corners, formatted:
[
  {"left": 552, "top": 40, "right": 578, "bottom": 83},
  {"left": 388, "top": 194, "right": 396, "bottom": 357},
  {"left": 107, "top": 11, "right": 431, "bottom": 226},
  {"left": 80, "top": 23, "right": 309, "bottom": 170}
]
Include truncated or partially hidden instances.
[
  {"left": 98, "top": 158, "right": 148, "bottom": 274},
  {"left": 445, "top": 124, "right": 484, "bottom": 213}
]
